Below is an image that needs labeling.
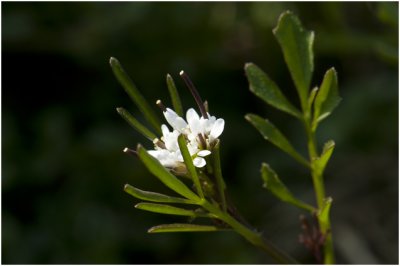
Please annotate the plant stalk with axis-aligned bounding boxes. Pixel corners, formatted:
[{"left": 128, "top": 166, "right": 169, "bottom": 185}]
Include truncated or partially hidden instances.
[
  {"left": 202, "top": 202, "right": 297, "bottom": 264},
  {"left": 304, "top": 112, "right": 335, "bottom": 264}
]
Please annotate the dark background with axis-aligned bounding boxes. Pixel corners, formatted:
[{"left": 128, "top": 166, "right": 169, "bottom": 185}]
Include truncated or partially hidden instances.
[{"left": 2, "top": 2, "right": 398, "bottom": 264}]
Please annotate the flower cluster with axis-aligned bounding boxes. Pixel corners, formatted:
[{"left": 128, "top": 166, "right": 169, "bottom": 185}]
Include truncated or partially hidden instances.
[{"left": 148, "top": 107, "right": 224, "bottom": 172}]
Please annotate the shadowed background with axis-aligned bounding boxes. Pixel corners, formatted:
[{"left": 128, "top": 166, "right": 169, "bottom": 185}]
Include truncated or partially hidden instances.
[{"left": 2, "top": 2, "right": 398, "bottom": 264}]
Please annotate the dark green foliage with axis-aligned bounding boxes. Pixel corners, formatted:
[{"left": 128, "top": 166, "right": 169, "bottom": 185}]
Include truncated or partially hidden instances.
[{"left": 2, "top": 2, "right": 397, "bottom": 264}]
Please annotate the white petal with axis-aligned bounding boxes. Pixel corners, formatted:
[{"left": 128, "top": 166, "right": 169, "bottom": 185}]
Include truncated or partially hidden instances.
[
  {"left": 186, "top": 108, "right": 200, "bottom": 125},
  {"left": 164, "top": 108, "right": 187, "bottom": 132},
  {"left": 205, "top": 115, "right": 216, "bottom": 133},
  {"left": 210, "top": 118, "right": 225, "bottom": 140},
  {"left": 161, "top": 124, "right": 170, "bottom": 137},
  {"left": 187, "top": 108, "right": 202, "bottom": 135},
  {"left": 197, "top": 150, "right": 211, "bottom": 157},
  {"left": 148, "top": 149, "right": 168, "bottom": 161},
  {"left": 187, "top": 142, "right": 199, "bottom": 155},
  {"left": 199, "top": 117, "right": 209, "bottom": 135},
  {"left": 164, "top": 130, "right": 180, "bottom": 151},
  {"left": 193, "top": 157, "right": 206, "bottom": 168}
]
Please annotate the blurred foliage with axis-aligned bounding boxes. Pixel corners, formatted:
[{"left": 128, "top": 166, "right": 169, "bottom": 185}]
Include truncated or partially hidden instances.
[{"left": 2, "top": 2, "right": 398, "bottom": 264}]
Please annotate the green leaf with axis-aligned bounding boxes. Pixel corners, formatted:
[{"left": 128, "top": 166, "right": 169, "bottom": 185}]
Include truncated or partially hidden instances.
[
  {"left": 245, "top": 63, "right": 301, "bottom": 118},
  {"left": 135, "top": 202, "right": 197, "bottom": 216},
  {"left": 211, "top": 140, "right": 227, "bottom": 212},
  {"left": 137, "top": 144, "right": 200, "bottom": 202},
  {"left": 314, "top": 140, "right": 335, "bottom": 177},
  {"left": 313, "top": 68, "right": 341, "bottom": 129},
  {"left": 273, "top": 11, "right": 314, "bottom": 109},
  {"left": 148, "top": 223, "right": 219, "bottom": 233},
  {"left": 177, "top": 134, "right": 204, "bottom": 198},
  {"left": 116, "top": 107, "right": 157, "bottom": 141},
  {"left": 110, "top": 57, "right": 161, "bottom": 134},
  {"left": 124, "top": 184, "right": 197, "bottom": 204},
  {"left": 245, "top": 114, "right": 309, "bottom": 167},
  {"left": 318, "top": 197, "right": 332, "bottom": 233},
  {"left": 166, "top": 74, "right": 184, "bottom": 117},
  {"left": 261, "top": 163, "right": 314, "bottom": 212},
  {"left": 308, "top": 87, "right": 318, "bottom": 110}
]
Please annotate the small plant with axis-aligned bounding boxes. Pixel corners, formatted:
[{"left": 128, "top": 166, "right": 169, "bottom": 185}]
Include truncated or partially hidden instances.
[{"left": 110, "top": 11, "right": 340, "bottom": 264}]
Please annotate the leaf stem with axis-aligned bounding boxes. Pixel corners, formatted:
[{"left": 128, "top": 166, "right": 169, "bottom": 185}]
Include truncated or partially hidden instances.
[
  {"left": 177, "top": 135, "right": 204, "bottom": 199},
  {"left": 202, "top": 201, "right": 297, "bottom": 264},
  {"left": 212, "top": 140, "right": 227, "bottom": 212}
]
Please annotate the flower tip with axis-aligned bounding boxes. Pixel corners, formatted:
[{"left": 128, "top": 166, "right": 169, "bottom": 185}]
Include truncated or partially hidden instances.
[
  {"left": 116, "top": 107, "right": 124, "bottom": 113},
  {"left": 244, "top": 62, "right": 254, "bottom": 70},
  {"left": 179, "top": 70, "right": 185, "bottom": 76},
  {"left": 156, "top": 99, "right": 167, "bottom": 112},
  {"left": 123, "top": 183, "right": 130, "bottom": 191},
  {"left": 109, "top": 57, "right": 119, "bottom": 66},
  {"left": 136, "top": 143, "right": 143, "bottom": 151},
  {"left": 123, "top": 147, "right": 138, "bottom": 157}
]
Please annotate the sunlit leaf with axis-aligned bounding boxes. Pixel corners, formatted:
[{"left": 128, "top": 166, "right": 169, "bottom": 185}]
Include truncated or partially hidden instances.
[
  {"left": 137, "top": 144, "right": 200, "bottom": 202},
  {"left": 124, "top": 184, "right": 197, "bottom": 204},
  {"left": 116, "top": 107, "right": 157, "bottom": 141},
  {"left": 246, "top": 114, "right": 309, "bottom": 167},
  {"left": 135, "top": 202, "right": 197, "bottom": 216},
  {"left": 110, "top": 57, "right": 161, "bottom": 134},
  {"left": 313, "top": 68, "right": 341, "bottom": 129},
  {"left": 261, "top": 163, "right": 314, "bottom": 212},
  {"left": 177, "top": 134, "right": 204, "bottom": 198},
  {"left": 273, "top": 11, "right": 314, "bottom": 108},
  {"left": 148, "top": 223, "right": 219, "bottom": 233},
  {"left": 245, "top": 63, "right": 301, "bottom": 118},
  {"left": 313, "top": 140, "right": 335, "bottom": 177},
  {"left": 166, "top": 74, "right": 184, "bottom": 117}
]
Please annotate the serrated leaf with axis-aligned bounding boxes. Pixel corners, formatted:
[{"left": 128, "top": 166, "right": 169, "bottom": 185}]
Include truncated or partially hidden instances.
[
  {"left": 137, "top": 144, "right": 200, "bottom": 202},
  {"left": 166, "top": 74, "right": 184, "bottom": 117},
  {"left": 314, "top": 140, "right": 335, "bottom": 177},
  {"left": 261, "top": 163, "right": 314, "bottom": 212},
  {"left": 177, "top": 134, "right": 204, "bottom": 198},
  {"left": 116, "top": 107, "right": 157, "bottom": 141},
  {"left": 110, "top": 57, "right": 161, "bottom": 134},
  {"left": 313, "top": 68, "right": 341, "bottom": 129},
  {"left": 245, "top": 63, "right": 301, "bottom": 118},
  {"left": 135, "top": 202, "right": 197, "bottom": 216},
  {"left": 148, "top": 223, "right": 219, "bottom": 233},
  {"left": 273, "top": 11, "right": 314, "bottom": 108},
  {"left": 246, "top": 114, "right": 309, "bottom": 167},
  {"left": 124, "top": 184, "right": 197, "bottom": 204}
]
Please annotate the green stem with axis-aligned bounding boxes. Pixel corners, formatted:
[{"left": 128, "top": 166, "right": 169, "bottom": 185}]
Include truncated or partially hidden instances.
[
  {"left": 304, "top": 113, "right": 335, "bottom": 264},
  {"left": 202, "top": 202, "right": 297, "bottom": 264},
  {"left": 212, "top": 141, "right": 227, "bottom": 212}
]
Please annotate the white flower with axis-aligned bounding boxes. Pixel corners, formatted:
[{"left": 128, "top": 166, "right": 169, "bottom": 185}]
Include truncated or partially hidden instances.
[
  {"left": 147, "top": 107, "right": 224, "bottom": 171},
  {"left": 185, "top": 108, "right": 225, "bottom": 144},
  {"left": 163, "top": 108, "right": 188, "bottom": 133}
]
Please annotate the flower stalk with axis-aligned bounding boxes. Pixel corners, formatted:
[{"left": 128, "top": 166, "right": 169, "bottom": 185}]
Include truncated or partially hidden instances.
[{"left": 180, "top": 70, "right": 208, "bottom": 119}]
